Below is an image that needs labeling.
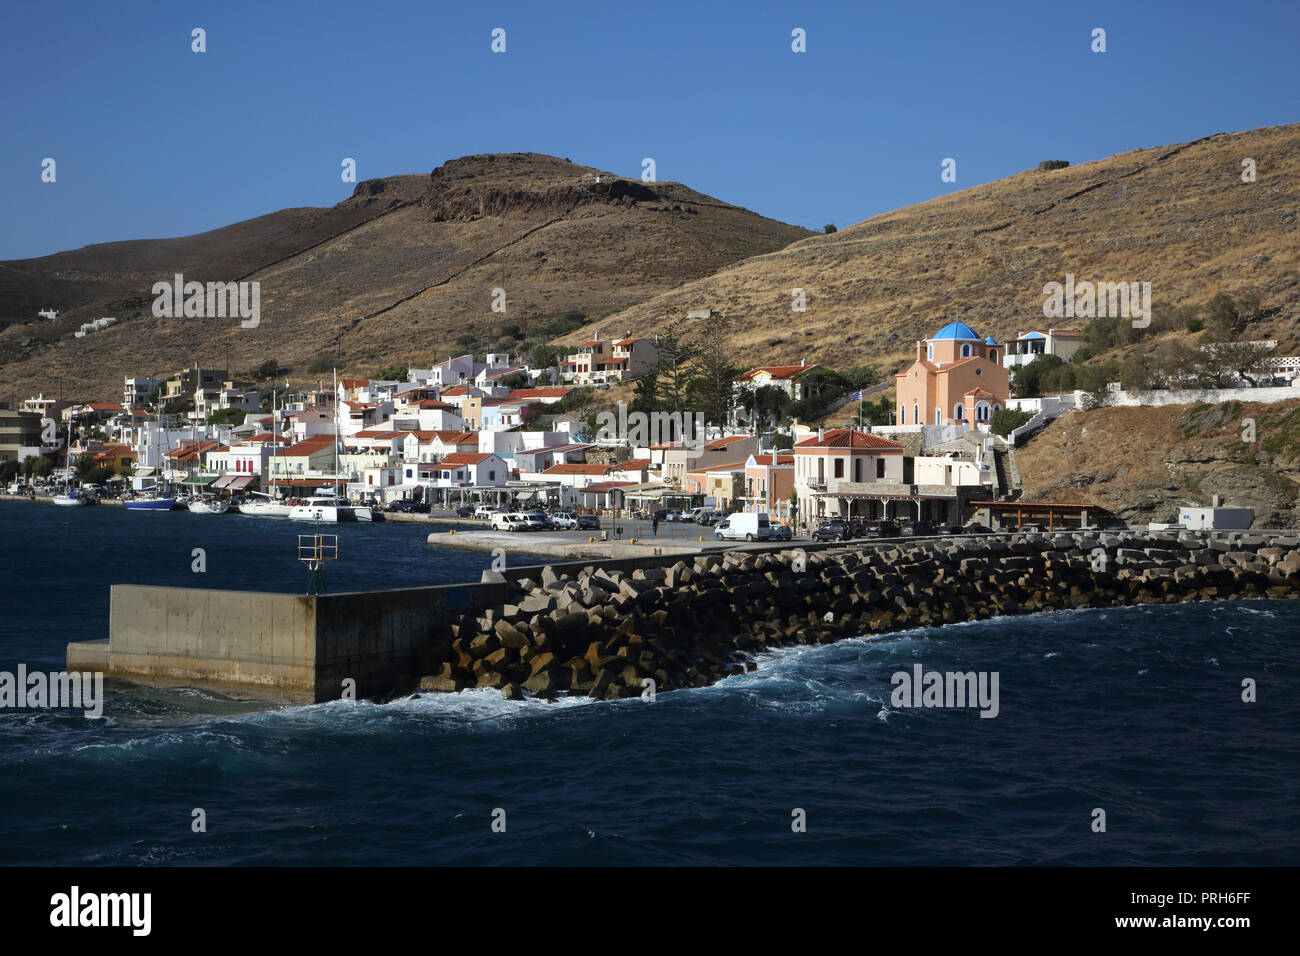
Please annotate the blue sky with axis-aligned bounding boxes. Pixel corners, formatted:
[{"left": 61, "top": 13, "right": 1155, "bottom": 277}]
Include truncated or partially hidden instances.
[{"left": 2, "top": 0, "right": 1296, "bottom": 260}]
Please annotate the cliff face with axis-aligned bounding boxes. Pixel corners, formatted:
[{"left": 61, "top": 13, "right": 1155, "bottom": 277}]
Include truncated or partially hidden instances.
[{"left": 1015, "top": 400, "right": 1300, "bottom": 527}]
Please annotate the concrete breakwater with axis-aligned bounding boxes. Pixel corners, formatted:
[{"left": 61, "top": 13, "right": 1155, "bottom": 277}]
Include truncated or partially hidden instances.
[
  {"left": 420, "top": 530, "right": 1300, "bottom": 701},
  {"left": 67, "top": 530, "right": 1300, "bottom": 702}
]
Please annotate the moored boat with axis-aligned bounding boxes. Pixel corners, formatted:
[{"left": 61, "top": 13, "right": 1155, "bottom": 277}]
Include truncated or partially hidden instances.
[
  {"left": 237, "top": 492, "right": 292, "bottom": 517},
  {"left": 187, "top": 495, "right": 230, "bottom": 514},
  {"left": 123, "top": 495, "right": 176, "bottom": 511},
  {"left": 288, "top": 496, "right": 356, "bottom": 522}
]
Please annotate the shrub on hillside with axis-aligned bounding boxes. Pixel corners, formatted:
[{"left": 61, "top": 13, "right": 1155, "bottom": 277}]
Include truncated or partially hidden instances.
[{"left": 990, "top": 408, "right": 1035, "bottom": 438}]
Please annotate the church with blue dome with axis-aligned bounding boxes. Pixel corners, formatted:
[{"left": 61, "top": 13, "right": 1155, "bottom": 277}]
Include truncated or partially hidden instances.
[{"left": 894, "top": 320, "right": 1010, "bottom": 429}]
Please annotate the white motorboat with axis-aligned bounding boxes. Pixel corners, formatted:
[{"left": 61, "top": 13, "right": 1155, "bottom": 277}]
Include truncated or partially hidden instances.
[
  {"left": 288, "top": 496, "right": 357, "bottom": 522},
  {"left": 238, "top": 492, "right": 292, "bottom": 517},
  {"left": 188, "top": 495, "right": 231, "bottom": 514},
  {"left": 51, "top": 492, "right": 86, "bottom": 506}
]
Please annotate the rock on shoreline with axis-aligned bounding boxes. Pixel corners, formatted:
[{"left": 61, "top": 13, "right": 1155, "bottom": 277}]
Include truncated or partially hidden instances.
[{"left": 416, "top": 531, "right": 1300, "bottom": 701}]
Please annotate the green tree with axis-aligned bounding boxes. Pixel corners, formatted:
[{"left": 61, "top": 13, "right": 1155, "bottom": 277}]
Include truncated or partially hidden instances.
[
  {"left": 770, "top": 433, "right": 794, "bottom": 451},
  {"left": 0, "top": 460, "right": 20, "bottom": 483},
  {"left": 630, "top": 370, "right": 661, "bottom": 414},
  {"left": 308, "top": 356, "right": 337, "bottom": 375},
  {"left": 1203, "top": 293, "right": 1244, "bottom": 341},
  {"left": 376, "top": 365, "right": 408, "bottom": 381},
  {"left": 72, "top": 453, "right": 97, "bottom": 481},
  {"left": 20, "top": 455, "right": 38, "bottom": 478},
  {"left": 685, "top": 315, "right": 740, "bottom": 426},
  {"left": 1011, "top": 355, "right": 1066, "bottom": 398},
  {"left": 206, "top": 408, "right": 247, "bottom": 426},
  {"left": 251, "top": 358, "right": 283, "bottom": 380},
  {"left": 32, "top": 457, "right": 55, "bottom": 478},
  {"left": 990, "top": 408, "right": 1035, "bottom": 438},
  {"left": 824, "top": 224, "right": 837, "bottom": 234},
  {"left": 498, "top": 371, "right": 530, "bottom": 390},
  {"left": 653, "top": 322, "right": 698, "bottom": 414}
]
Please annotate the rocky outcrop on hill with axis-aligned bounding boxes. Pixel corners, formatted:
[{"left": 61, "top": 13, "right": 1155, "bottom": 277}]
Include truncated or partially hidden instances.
[{"left": 416, "top": 531, "right": 1300, "bottom": 701}]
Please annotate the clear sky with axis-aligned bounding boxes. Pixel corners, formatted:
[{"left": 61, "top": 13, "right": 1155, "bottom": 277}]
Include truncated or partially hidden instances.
[{"left": 2, "top": 0, "right": 1296, "bottom": 260}]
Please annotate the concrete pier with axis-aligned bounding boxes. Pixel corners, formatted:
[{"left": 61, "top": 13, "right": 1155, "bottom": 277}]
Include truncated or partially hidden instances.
[{"left": 68, "top": 529, "right": 1300, "bottom": 702}]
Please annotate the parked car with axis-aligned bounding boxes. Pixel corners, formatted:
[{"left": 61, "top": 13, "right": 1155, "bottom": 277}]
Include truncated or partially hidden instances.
[
  {"left": 699, "top": 510, "right": 728, "bottom": 526},
  {"left": 552, "top": 512, "right": 579, "bottom": 529},
  {"left": 524, "top": 510, "right": 554, "bottom": 530},
  {"left": 474, "top": 505, "right": 500, "bottom": 520},
  {"left": 714, "top": 512, "right": 772, "bottom": 542},
  {"left": 490, "top": 512, "right": 529, "bottom": 532},
  {"left": 768, "top": 524, "right": 792, "bottom": 541},
  {"left": 455, "top": 506, "right": 475, "bottom": 518},
  {"left": 963, "top": 523, "right": 992, "bottom": 535},
  {"left": 899, "top": 520, "right": 938, "bottom": 537},
  {"left": 812, "top": 519, "right": 853, "bottom": 542},
  {"left": 859, "top": 519, "right": 900, "bottom": 538},
  {"left": 577, "top": 514, "right": 600, "bottom": 531},
  {"left": 681, "top": 507, "right": 706, "bottom": 523},
  {"left": 651, "top": 508, "right": 668, "bottom": 522},
  {"left": 664, "top": 510, "right": 684, "bottom": 522}
]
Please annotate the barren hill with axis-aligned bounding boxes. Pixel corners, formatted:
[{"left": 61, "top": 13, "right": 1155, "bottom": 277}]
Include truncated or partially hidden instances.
[
  {"left": 571, "top": 123, "right": 1300, "bottom": 370},
  {"left": 1016, "top": 399, "right": 1300, "bottom": 528},
  {"left": 0, "top": 153, "right": 811, "bottom": 400}
]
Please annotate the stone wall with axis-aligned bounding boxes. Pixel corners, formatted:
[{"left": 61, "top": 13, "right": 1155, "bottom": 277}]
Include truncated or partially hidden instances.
[{"left": 419, "top": 530, "right": 1300, "bottom": 701}]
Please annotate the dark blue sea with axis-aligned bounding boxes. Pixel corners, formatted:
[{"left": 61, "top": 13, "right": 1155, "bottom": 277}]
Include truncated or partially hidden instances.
[{"left": 1, "top": 501, "right": 1297, "bottom": 866}]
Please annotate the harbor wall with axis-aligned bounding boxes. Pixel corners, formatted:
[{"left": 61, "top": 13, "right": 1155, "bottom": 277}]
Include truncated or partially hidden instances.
[{"left": 69, "top": 531, "right": 1300, "bottom": 702}]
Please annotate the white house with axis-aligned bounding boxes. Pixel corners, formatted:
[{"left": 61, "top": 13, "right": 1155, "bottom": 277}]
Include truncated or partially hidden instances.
[
  {"left": 429, "top": 452, "right": 508, "bottom": 488},
  {"left": 1003, "top": 328, "right": 1087, "bottom": 369}
]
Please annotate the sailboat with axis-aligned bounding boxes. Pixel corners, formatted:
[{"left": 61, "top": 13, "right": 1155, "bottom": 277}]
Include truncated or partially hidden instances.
[
  {"left": 124, "top": 400, "right": 176, "bottom": 511},
  {"left": 239, "top": 390, "right": 292, "bottom": 517},
  {"left": 187, "top": 495, "right": 231, "bottom": 514},
  {"left": 52, "top": 419, "right": 87, "bottom": 505},
  {"left": 290, "top": 371, "right": 357, "bottom": 522}
]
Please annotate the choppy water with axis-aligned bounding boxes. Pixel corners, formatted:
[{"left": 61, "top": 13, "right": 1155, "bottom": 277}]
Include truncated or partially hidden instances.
[{"left": 1, "top": 502, "right": 1297, "bottom": 865}]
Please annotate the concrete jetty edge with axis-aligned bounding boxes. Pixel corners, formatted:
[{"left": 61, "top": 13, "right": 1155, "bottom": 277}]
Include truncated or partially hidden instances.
[{"left": 67, "top": 529, "right": 1300, "bottom": 702}]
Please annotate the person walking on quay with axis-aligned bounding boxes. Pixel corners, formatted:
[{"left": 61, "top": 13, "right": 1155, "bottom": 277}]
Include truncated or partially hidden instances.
[{"left": 652, "top": 515, "right": 659, "bottom": 536}]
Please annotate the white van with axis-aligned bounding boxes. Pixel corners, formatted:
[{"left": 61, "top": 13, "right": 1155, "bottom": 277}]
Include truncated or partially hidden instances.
[
  {"left": 475, "top": 505, "right": 500, "bottom": 520},
  {"left": 491, "top": 512, "right": 528, "bottom": 532},
  {"left": 714, "top": 512, "right": 771, "bottom": 542}
]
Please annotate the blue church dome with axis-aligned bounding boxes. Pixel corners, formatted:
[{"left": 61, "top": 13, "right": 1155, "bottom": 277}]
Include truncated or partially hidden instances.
[
  {"left": 985, "top": 336, "right": 997, "bottom": 345},
  {"left": 931, "top": 321, "right": 981, "bottom": 341}
]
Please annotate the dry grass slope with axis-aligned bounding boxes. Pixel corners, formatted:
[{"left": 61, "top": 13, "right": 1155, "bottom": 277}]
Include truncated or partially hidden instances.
[
  {"left": 568, "top": 123, "right": 1300, "bottom": 374},
  {"left": 0, "top": 153, "right": 810, "bottom": 399}
]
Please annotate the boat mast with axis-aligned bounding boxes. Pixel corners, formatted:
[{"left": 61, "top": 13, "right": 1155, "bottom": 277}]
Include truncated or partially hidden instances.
[{"left": 333, "top": 368, "right": 340, "bottom": 502}]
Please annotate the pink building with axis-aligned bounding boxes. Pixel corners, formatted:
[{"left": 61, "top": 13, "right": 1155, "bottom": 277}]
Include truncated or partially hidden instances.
[{"left": 895, "top": 321, "right": 1009, "bottom": 428}]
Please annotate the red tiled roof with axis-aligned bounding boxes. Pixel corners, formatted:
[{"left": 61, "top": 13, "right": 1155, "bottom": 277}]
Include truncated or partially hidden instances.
[
  {"left": 504, "top": 387, "right": 572, "bottom": 400},
  {"left": 794, "top": 428, "right": 904, "bottom": 451},
  {"left": 581, "top": 481, "right": 637, "bottom": 493},
  {"left": 438, "top": 452, "right": 494, "bottom": 466},
  {"left": 705, "top": 435, "right": 750, "bottom": 449},
  {"left": 613, "top": 458, "right": 650, "bottom": 471},
  {"left": 613, "top": 338, "right": 639, "bottom": 346},
  {"left": 735, "top": 364, "right": 818, "bottom": 382},
  {"left": 340, "top": 379, "right": 369, "bottom": 388},
  {"left": 750, "top": 454, "right": 795, "bottom": 466},
  {"left": 280, "top": 436, "right": 336, "bottom": 456}
]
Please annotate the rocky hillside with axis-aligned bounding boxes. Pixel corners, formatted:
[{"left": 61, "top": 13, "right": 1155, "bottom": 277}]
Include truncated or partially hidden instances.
[
  {"left": 1016, "top": 399, "right": 1300, "bottom": 528},
  {"left": 0, "top": 153, "right": 810, "bottom": 400},
  {"left": 570, "top": 123, "right": 1300, "bottom": 370}
]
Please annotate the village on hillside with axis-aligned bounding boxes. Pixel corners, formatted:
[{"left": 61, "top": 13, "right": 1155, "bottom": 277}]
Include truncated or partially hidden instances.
[{"left": 3, "top": 310, "right": 1296, "bottom": 535}]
